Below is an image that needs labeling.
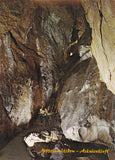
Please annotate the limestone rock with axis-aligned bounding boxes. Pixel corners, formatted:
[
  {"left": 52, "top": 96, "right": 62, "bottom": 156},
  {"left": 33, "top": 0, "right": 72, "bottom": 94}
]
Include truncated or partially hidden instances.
[
  {"left": 82, "top": 0, "right": 115, "bottom": 94},
  {"left": 0, "top": 2, "right": 114, "bottom": 156},
  {"left": 0, "top": 1, "right": 87, "bottom": 144},
  {"left": 58, "top": 58, "right": 114, "bottom": 144}
]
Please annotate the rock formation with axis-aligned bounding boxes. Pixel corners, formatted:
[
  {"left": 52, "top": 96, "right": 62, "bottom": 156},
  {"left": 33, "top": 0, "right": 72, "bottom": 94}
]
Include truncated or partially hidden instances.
[
  {"left": 0, "top": 1, "right": 114, "bottom": 159},
  {"left": 82, "top": 0, "right": 115, "bottom": 94}
]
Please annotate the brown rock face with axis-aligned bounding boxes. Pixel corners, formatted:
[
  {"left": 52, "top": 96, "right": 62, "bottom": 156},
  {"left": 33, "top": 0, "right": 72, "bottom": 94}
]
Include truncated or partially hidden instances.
[
  {"left": 0, "top": 1, "right": 114, "bottom": 156},
  {"left": 0, "top": 0, "right": 87, "bottom": 142}
]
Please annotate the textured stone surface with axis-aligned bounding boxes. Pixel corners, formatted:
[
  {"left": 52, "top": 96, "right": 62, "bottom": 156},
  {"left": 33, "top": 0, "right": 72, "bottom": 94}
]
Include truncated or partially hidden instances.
[
  {"left": 82, "top": 0, "right": 115, "bottom": 94},
  {"left": 0, "top": 0, "right": 87, "bottom": 143},
  {"left": 58, "top": 58, "right": 114, "bottom": 144},
  {"left": 0, "top": 2, "right": 114, "bottom": 158}
]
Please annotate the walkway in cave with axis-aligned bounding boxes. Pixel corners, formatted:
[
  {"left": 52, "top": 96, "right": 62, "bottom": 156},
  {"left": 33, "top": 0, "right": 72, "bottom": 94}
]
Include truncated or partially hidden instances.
[
  {"left": 0, "top": 132, "right": 31, "bottom": 160},
  {"left": 0, "top": 113, "right": 110, "bottom": 160},
  {"left": 0, "top": 113, "right": 60, "bottom": 160}
]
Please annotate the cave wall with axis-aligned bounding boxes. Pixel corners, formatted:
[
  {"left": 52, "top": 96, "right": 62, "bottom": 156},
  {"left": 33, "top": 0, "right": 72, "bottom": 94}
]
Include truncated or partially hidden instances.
[
  {"left": 57, "top": 57, "right": 114, "bottom": 144},
  {"left": 0, "top": 0, "right": 83, "bottom": 142},
  {"left": 0, "top": 0, "right": 115, "bottom": 148},
  {"left": 82, "top": 0, "right": 115, "bottom": 94}
]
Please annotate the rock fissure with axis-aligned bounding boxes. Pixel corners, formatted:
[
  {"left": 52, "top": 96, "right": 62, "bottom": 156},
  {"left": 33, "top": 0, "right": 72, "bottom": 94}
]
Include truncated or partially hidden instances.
[{"left": 99, "top": 7, "right": 112, "bottom": 83}]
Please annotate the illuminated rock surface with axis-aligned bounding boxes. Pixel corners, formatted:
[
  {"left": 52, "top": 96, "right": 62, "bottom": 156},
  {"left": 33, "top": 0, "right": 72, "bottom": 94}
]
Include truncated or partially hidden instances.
[
  {"left": 0, "top": 1, "right": 114, "bottom": 160},
  {"left": 82, "top": 0, "right": 115, "bottom": 94}
]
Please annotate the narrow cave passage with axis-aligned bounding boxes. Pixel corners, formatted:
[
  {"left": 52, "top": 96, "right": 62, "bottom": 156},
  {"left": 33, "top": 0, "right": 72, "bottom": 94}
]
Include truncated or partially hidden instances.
[{"left": 0, "top": 0, "right": 114, "bottom": 160}]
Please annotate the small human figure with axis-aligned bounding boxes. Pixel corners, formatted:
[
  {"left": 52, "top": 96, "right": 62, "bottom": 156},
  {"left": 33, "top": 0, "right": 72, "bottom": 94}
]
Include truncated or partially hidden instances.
[{"left": 39, "top": 108, "right": 54, "bottom": 127}]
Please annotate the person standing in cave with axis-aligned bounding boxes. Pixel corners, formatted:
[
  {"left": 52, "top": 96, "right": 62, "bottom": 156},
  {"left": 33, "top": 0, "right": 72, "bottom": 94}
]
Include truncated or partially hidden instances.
[{"left": 39, "top": 108, "right": 54, "bottom": 127}]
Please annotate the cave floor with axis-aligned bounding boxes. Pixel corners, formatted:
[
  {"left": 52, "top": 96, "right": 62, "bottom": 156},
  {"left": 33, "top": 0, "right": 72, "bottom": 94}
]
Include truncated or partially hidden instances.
[
  {"left": 0, "top": 113, "right": 61, "bottom": 160},
  {"left": 0, "top": 113, "right": 110, "bottom": 160}
]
